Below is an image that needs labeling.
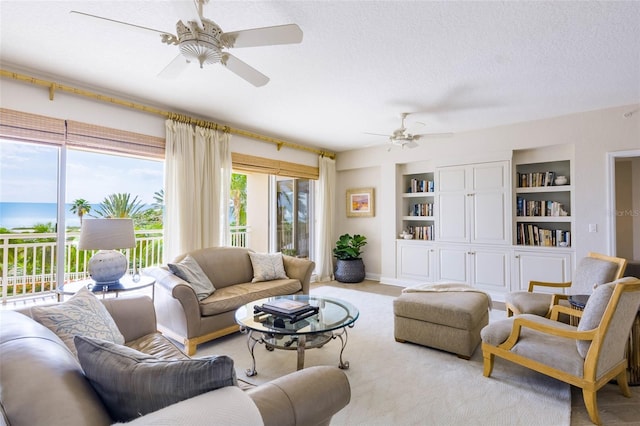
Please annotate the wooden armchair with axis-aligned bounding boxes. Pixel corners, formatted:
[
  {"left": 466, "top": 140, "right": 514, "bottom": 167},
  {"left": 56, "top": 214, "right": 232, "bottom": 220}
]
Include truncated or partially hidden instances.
[
  {"left": 482, "top": 277, "right": 640, "bottom": 425},
  {"left": 505, "top": 252, "right": 627, "bottom": 317}
]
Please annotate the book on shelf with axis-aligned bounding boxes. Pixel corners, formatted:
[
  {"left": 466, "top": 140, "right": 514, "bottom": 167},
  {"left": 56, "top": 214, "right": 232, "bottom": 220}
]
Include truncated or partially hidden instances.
[
  {"left": 408, "top": 178, "right": 434, "bottom": 193},
  {"left": 516, "top": 223, "right": 571, "bottom": 247},
  {"left": 516, "top": 196, "right": 566, "bottom": 217},
  {"left": 410, "top": 203, "right": 433, "bottom": 216},
  {"left": 517, "top": 171, "right": 557, "bottom": 188},
  {"left": 261, "top": 299, "right": 311, "bottom": 315},
  {"left": 407, "top": 225, "right": 434, "bottom": 240}
]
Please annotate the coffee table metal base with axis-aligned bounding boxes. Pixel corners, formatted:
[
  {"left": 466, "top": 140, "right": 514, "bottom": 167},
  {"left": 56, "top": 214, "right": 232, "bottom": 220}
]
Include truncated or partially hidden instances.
[{"left": 240, "top": 325, "right": 351, "bottom": 377}]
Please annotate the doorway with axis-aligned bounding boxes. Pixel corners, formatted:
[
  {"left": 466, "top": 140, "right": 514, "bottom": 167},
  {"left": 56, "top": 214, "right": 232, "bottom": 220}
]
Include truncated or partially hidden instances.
[{"left": 607, "top": 150, "right": 640, "bottom": 264}]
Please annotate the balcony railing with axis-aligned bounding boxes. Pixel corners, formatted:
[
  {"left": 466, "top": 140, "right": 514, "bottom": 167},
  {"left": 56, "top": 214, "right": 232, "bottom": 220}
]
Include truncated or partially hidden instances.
[{"left": 0, "top": 226, "right": 250, "bottom": 304}]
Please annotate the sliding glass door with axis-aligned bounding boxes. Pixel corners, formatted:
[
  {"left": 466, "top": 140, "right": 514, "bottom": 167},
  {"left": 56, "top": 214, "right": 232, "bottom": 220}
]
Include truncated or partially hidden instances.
[{"left": 273, "top": 176, "right": 312, "bottom": 258}]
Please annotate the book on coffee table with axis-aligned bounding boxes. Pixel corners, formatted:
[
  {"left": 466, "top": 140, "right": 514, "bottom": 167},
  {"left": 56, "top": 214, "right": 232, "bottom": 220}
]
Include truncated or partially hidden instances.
[{"left": 261, "top": 299, "right": 311, "bottom": 315}]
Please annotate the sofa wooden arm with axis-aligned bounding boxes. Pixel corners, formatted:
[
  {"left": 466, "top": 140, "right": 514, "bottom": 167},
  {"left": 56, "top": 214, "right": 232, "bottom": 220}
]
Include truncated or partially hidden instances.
[
  {"left": 549, "top": 303, "right": 582, "bottom": 321},
  {"left": 528, "top": 280, "right": 572, "bottom": 292},
  {"left": 500, "top": 316, "right": 595, "bottom": 351},
  {"left": 283, "top": 255, "right": 315, "bottom": 295}
]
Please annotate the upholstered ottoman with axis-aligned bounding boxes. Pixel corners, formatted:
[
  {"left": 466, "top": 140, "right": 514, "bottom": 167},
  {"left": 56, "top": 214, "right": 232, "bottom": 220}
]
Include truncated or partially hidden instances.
[{"left": 393, "top": 289, "right": 490, "bottom": 359}]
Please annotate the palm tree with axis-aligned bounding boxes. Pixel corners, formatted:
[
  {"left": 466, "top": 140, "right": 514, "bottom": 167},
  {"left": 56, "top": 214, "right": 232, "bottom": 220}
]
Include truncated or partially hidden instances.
[
  {"left": 229, "top": 174, "right": 246, "bottom": 226},
  {"left": 95, "top": 193, "right": 144, "bottom": 218},
  {"left": 152, "top": 189, "right": 164, "bottom": 210},
  {"left": 70, "top": 198, "right": 91, "bottom": 225}
]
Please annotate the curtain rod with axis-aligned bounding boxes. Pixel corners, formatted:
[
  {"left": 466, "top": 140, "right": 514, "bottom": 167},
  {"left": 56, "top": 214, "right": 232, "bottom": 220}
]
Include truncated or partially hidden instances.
[{"left": 0, "top": 69, "right": 336, "bottom": 160}]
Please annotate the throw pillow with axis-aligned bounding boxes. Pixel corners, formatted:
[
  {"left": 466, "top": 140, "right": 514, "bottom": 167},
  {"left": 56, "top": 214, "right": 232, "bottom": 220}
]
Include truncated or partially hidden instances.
[
  {"left": 74, "top": 335, "right": 237, "bottom": 423},
  {"left": 30, "top": 286, "right": 124, "bottom": 357},
  {"left": 576, "top": 281, "right": 616, "bottom": 357},
  {"left": 168, "top": 254, "right": 215, "bottom": 300},
  {"left": 249, "top": 252, "right": 288, "bottom": 282}
]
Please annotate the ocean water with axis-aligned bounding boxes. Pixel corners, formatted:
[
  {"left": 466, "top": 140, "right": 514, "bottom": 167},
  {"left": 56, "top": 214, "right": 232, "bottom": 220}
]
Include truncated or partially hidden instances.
[{"left": 0, "top": 202, "right": 146, "bottom": 229}]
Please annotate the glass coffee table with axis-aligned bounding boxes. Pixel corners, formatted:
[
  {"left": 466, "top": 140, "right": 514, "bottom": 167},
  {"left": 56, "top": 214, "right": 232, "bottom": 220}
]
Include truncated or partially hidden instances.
[{"left": 235, "top": 295, "right": 359, "bottom": 377}]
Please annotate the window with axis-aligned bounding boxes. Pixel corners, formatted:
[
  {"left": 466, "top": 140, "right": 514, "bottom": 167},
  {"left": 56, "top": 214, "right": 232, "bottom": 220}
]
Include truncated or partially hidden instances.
[
  {"left": 0, "top": 108, "right": 165, "bottom": 301},
  {"left": 272, "top": 177, "right": 313, "bottom": 258}
]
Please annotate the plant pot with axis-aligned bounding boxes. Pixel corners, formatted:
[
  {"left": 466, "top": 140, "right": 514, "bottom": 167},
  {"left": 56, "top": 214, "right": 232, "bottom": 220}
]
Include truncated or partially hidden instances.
[{"left": 334, "top": 258, "right": 365, "bottom": 283}]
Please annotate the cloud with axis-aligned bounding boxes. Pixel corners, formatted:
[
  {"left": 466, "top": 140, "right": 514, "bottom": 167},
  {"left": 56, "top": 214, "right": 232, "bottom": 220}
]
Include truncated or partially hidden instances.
[{"left": 1, "top": 141, "right": 163, "bottom": 204}]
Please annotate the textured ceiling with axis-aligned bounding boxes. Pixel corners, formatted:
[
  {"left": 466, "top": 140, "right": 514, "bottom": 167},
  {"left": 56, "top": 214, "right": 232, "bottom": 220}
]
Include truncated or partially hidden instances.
[{"left": 1, "top": 1, "right": 639, "bottom": 153}]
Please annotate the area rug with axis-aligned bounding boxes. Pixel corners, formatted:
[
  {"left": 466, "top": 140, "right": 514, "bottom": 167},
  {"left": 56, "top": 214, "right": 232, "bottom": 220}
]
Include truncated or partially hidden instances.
[{"left": 196, "top": 285, "right": 571, "bottom": 426}]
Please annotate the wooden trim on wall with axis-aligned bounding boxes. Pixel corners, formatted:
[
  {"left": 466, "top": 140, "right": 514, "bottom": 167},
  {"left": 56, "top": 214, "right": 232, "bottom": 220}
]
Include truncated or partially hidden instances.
[
  {"left": 232, "top": 152, "right": 319, "bottom": 180},
  {"left": 0, "top": 108, "right": 66, "bottom": 145},
  {"left": 66, "top": 120, "right": 165, "bottom": 159}
]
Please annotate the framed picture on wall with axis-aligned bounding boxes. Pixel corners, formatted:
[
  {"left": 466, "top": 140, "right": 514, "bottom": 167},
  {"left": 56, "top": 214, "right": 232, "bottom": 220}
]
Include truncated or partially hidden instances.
[{"left": 346, "top": 187, "right": 375, "bottom": 217}]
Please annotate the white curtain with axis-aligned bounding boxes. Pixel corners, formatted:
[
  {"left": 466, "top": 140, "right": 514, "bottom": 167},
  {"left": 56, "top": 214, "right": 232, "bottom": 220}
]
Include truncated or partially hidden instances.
[
  {"left": 315, "top": 156, "right": 336, "bottom": 282},
  {"left": 164, "top": 120, "right": 231, "bottom": 262}
]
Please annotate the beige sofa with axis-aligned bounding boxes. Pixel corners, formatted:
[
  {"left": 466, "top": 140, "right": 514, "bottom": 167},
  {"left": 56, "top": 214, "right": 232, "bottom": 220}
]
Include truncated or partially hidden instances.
[
  {"left": 0, "top": 295, "right": 350, "bottom": 426},
  {"left": 148, "top": 247, "right": 315, "bottom": 355}
]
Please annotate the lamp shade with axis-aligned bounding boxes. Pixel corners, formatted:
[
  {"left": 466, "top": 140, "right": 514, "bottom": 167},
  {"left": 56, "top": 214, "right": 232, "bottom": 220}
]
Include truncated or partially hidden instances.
[
  {"left": 78, "top": 219, "right": 135, "bottom": 250},
  {"left": 78, "top": 219, "right": 135, "bottom": 288}
]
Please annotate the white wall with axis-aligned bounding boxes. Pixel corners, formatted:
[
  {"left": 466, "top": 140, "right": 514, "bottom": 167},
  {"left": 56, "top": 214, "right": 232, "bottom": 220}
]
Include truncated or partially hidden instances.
[
  {"left": 634, "top": 158, "right": 640, "bottom": 259},
  {"left": 336, "top": 104, "right": 640, "bottom": 280},
  {"left": 246, "top": 173, "right": 269, "bottom": 252},
  {"left": 334, "top": 166, "right": 382, "bottom": 280}
]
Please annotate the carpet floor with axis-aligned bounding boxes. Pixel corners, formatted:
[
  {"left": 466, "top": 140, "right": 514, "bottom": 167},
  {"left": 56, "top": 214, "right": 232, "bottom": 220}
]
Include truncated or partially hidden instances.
[{"left": 196, "top": 284, "right": 571, "bottom": 426}]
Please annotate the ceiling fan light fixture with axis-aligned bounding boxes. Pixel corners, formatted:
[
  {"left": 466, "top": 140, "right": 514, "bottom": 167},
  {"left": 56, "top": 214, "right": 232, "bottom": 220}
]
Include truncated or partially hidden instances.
[{"left": 176, "top": 19, "right": 223, "bottom": 67}]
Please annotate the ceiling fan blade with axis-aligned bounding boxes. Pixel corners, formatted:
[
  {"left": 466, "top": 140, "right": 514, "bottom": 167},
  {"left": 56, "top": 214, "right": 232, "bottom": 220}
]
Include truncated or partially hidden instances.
[
  {"left": 222, "top": 24, "right": 303, "bottom": 48},
  {"left": 70, "top": 11, "right": 173, "bottom": 37},
  {"left": 221, "top": 53, "right": 269, "bottom": 87},
  {"left": 158, "top": 54, "right": 189, "bottom": 79},
  {"left": 363, "top": 132, "right": 390, "bottom": 137},
  {"left": 416, "top": 132, "right": 455, "bottom": 139}
]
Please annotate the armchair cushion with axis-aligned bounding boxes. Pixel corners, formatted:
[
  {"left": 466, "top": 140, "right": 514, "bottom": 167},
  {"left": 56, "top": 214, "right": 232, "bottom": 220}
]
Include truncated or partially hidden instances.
[
  {"left": 168, "top": 254, "right": 215, "bottom": 300},
  {"left": 481, "top": 315, "right": 585, "bottom": 376},
  {"left": 30, "top": 287, "right": 124, "bottom": 357},
  {"left": 248, "top": 252, "right": 288, "bottom": 282},
  {"left": 74, "top": 335, "right": 237, "bottom": 423},
  {"left": 576, "top": 282, "right": 616, "bottom": 357},
  {"left": 573, "top": 257, "right": 619, "bottom": 288},
  {"left": 504, "top": 292, "right": 553, "bottom": 317}
]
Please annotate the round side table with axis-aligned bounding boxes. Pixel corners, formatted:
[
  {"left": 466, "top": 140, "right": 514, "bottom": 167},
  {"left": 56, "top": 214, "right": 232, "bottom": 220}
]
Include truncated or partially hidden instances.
[
  {"left": 569, "top": 294, "right": 640, "bottom": 386},
  {"left": 57, "top": 275, "right": 155, "bottom": 301}
]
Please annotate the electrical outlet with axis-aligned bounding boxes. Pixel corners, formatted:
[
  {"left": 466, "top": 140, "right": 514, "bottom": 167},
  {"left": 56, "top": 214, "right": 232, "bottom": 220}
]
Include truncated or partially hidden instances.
[{"left": 589, "top": 224, "right": 598, "bottom": 233}]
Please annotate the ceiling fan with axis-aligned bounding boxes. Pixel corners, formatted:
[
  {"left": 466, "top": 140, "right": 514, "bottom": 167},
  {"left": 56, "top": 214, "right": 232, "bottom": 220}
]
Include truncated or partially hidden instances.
[
  {"left": 365, "top": 113, "right": 452, "bottom": 150},
  {"left": 70, "top": 0, "right": 303, "bottom": 87}
]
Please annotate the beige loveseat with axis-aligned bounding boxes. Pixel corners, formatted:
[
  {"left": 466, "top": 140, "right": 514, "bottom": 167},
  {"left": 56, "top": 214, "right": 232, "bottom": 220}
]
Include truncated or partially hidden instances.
[
  {"left": 0, "top": 295, "right": 350, "bottom": 426},
  {"left": 148, "top": 247, "right": 315, "bottom": 355}
]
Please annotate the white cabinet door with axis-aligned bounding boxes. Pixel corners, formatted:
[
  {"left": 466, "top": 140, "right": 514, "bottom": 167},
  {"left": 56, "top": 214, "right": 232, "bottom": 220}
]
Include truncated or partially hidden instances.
[
  {"left": 437, "top": 245, "right": 510, "bottom": 294},
  {"left": 396, "top": 241, "right": 436, "bottom": 282},
  {"left": 469, "top": 248, "right": 510, "bottom": 293},
  {"left": 437, "top": 161, "right": 510, "bottom": 245},
  {"left": 436, "top": 245, "right": 469, "bottom": 283},
  {"left": 436, "top": 167, "right": 468, "bottom": 242},
  {"left": 512, "top": 250, "right": 573, "bottom": 292}
]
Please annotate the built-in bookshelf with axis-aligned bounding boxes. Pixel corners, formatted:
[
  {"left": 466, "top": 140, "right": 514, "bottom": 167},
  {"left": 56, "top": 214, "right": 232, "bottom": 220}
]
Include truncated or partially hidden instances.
[
  {"left": 401, "top": 171, "right": 435, "bottom": 241},
  {"left": 514, "top": 160, "right": 572, "bottom": 247}
]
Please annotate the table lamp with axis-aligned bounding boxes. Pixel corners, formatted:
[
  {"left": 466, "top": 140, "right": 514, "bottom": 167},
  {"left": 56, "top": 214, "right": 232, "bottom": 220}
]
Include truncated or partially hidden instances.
[{"left": 78, "top": 218, "right": 135, "bottom": 291}]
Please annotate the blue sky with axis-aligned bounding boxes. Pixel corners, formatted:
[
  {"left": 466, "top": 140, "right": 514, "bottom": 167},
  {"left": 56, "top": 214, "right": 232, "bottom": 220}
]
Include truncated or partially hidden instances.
[{"left": 0, "top": 140, "right": 164, "bottom": 204}]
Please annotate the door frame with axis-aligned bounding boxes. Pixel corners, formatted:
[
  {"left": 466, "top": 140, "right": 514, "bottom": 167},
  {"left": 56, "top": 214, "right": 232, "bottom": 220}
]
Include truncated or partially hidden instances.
[{"left": 606, "top": 149, "right": 640, "bottom": 255}]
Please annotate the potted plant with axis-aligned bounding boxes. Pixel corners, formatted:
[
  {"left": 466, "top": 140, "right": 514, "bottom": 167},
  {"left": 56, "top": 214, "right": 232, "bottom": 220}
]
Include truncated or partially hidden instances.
[{"left": 333, "top": 233, "right": 367, "bottom": 283}]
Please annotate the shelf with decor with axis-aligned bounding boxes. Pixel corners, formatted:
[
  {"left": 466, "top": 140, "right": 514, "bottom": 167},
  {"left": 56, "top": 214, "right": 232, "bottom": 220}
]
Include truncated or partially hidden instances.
[
  {"left": 400, "top": 171, "right": 435, "bottom": 241},
  {"left": 514, "top": 157, "right": 573, "bottom": 248}
]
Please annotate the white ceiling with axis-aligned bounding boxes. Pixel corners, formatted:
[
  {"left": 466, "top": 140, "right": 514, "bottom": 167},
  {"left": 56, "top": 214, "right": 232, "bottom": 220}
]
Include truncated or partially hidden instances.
[{"left": 1, "top": 1, "right": 639, "bottom": 153}]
